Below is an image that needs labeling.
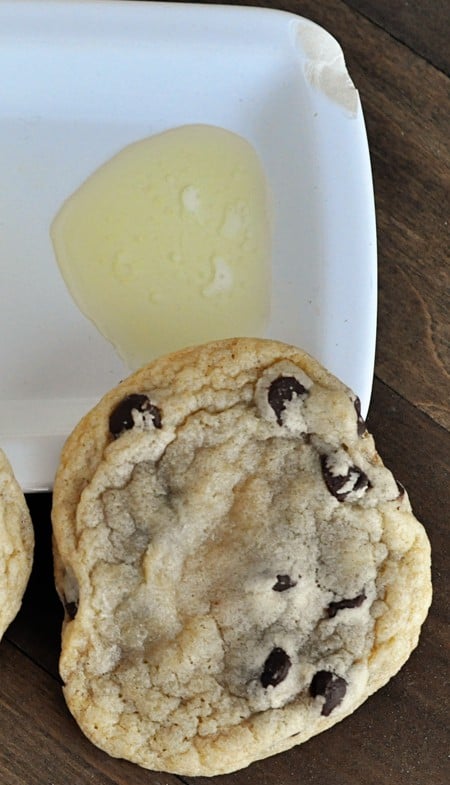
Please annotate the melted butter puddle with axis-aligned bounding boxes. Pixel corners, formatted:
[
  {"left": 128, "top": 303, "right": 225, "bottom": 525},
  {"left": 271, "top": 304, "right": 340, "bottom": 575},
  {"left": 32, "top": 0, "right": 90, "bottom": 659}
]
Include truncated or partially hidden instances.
[{"left": 51, "top": 124, "right": 272, "bottom": 370}]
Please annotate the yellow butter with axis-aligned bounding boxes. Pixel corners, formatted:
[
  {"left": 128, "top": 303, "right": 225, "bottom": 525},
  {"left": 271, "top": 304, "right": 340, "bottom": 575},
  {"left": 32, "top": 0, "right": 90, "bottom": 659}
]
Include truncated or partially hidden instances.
[{"left": 51, "top": 124, "right": 271, "bottom": 369}]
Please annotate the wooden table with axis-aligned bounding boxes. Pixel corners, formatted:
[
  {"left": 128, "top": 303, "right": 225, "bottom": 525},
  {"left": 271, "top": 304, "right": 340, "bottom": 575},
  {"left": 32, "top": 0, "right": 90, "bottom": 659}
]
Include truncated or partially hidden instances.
[{"left": 2, "top": 1, "right": 448, "bottom": 783}]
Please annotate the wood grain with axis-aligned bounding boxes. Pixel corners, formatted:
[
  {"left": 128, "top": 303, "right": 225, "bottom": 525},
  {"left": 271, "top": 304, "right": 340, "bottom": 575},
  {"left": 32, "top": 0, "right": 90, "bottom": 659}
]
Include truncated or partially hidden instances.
[
  {"left": 340, "top": 0, "right": 450, "bottom": 75},
  {"left": 1, "top": 2, "right": 449, "bottom": 784},
  {"left": 6, "top": 493, "right": 61, "bottom": 679}
]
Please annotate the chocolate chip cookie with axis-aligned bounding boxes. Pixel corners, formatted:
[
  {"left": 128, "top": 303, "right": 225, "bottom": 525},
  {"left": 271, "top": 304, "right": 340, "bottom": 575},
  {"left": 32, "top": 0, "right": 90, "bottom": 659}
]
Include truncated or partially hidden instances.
[
  {"left": 51, "top": 338, "right": 431, "bottom": 776},
  {"left": 0, "top": 448, "right": 34, "bottom": 640}
]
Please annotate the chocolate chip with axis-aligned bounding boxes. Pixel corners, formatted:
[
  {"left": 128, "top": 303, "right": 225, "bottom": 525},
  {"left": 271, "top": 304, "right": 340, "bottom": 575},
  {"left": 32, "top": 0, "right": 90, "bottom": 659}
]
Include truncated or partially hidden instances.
[
  {"left": 261, "top": 647, "right": 291, "bottom": 688},
  {"left": 310, "top": 671, "right": 347, "bottom": 716},
  {"left": 327, "top": 592, "right": 366, "bottom": 618},
  {"left": 268, "top": 376, "right": 308, "bottom": 425},
  {"left": 64, "top": 600, "right": 78, "bottom": 620},
  {"left": 109, "top": 393, "right": 162, "bottom": 438},
  {"left": 272, "top": 574, "right": 298, "bottom": 592},
  {"left": 353, "top": 396, "right": 367, "bottom": 437},
  {"left": 320, "top": 453, "right": 370, "bottom": 501}
]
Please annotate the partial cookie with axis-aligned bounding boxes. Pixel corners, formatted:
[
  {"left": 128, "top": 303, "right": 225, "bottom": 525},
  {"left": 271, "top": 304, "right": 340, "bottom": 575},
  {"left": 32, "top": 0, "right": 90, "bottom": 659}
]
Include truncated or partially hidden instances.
[
  {"left": 51, "top": 338, "right": 431, "bottom": 776},
  {"left": 0, "top": 448, "right": 34, "bottom": 639}
]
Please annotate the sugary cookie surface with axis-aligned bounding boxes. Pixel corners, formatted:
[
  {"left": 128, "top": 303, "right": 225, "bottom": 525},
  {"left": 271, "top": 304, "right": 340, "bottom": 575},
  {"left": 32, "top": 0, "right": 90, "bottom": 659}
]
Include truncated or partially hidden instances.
[
  {"left": 0, "top": 449, "right": 34, "bottom": 639},
  {"left": 51, "top": 338, "right": 431, "bottom": 776}
]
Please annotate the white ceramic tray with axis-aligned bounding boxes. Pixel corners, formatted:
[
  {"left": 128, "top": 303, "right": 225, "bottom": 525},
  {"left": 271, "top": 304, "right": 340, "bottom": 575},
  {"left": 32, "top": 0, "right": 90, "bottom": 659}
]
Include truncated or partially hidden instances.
[{"left": 0, "top": 0, "right": 377, "bottom": 492}]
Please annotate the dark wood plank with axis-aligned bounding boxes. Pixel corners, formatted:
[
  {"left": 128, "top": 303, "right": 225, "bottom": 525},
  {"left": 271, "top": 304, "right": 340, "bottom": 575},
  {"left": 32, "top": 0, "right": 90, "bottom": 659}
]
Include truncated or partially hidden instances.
[
  {"left": 351, "top": 48, "right": 450, "bottom": 430},
  {"left": 6, "top": 493, "right": 62, "bottom": 678},
  {"left": 340, "top": 0, "right": 450, "bottom": 75},
  {"left": 367, "top": 379, "right": 448, "bottom": 619},
  {"left": 0, "top": 641, "right": 184, "bottom": 785}
]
